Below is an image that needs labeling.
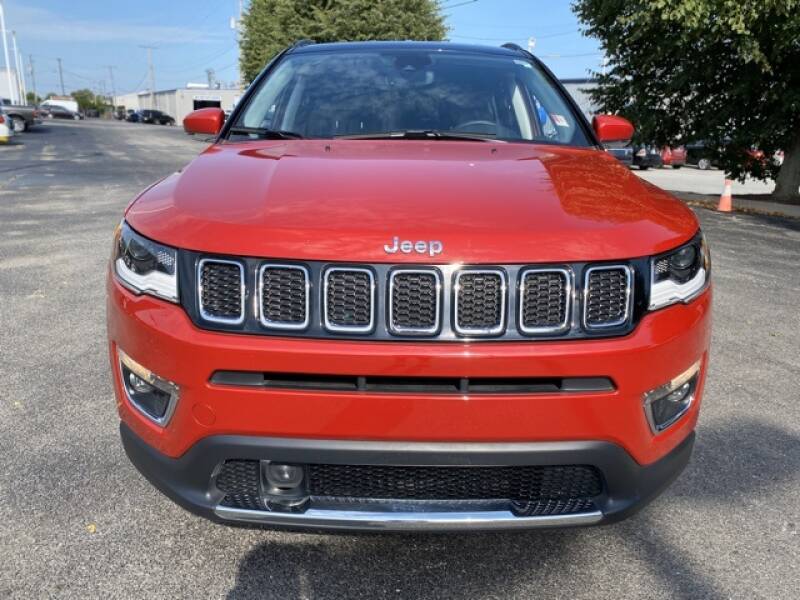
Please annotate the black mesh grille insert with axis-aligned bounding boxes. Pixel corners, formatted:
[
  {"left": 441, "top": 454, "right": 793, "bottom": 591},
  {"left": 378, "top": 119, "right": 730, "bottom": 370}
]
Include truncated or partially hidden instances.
[
  {"left": 215, "top": 460, "right": 603, "bottom": 516},
  {"left": 391, "top": 271, "right": 439, "bottom": 332},
  {"left": 456, "top": 271, "right": 504, "bottom": 333},
  {"left": 521, "top": 270, "right": 569, "bottom": 331},
  {"left": 260, "top": 266, "right": 307, "bottom": 326},
  {"left": 325, "top": 269, "right": 373, "bottom": 330},
  {"left": 199, "top": 261, "right": 242, "bottom": 321},
  {"left": 216, "top": 460, "right": 262, "bottom": 510},
  {"left": 585, "top": 267, "right": 629, "bottom": 327}
]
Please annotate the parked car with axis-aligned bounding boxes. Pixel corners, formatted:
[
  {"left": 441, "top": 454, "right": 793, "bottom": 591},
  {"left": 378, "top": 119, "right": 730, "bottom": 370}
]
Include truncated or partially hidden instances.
[
  {"left": 45, "top": 105, "right": 83, "bottom": 120},
  {"left": 140, "top": 109, "right": 175, "bottom": 125},
  {"left": 109, "top": 41, "right": 711, "bottom": 532},
  {"left": 632, "top": 144, "right": 664, "bottom": 170},
  {"left": 125, "top": 110, "right": 141, "bottom": 123},
  {"left": 685, "top": 141, "right": 716, "bottom": 170},
  {"left": 0, "top": 107, "right": 14, "bottom": 143},
  {"left": 660, "top": 146, "right": 686, "bottom": 169},
  {"left": 605, "top": 143, "right": 634, "bottom": 167},
  {"left": 0, "top": 98, "right": 42, "bottom": 132}
]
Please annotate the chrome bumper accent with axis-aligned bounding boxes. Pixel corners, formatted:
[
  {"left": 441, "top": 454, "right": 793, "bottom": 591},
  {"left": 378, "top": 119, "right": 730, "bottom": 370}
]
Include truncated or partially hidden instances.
[{"left": 214, "top": 505, "right": 603, "bottom": 531}]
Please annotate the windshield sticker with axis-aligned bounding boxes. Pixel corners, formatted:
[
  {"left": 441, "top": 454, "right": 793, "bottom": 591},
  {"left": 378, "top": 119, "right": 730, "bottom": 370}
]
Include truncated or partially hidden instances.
[{"left": 550, "top": 114, "right": 569, "bottom": 127}]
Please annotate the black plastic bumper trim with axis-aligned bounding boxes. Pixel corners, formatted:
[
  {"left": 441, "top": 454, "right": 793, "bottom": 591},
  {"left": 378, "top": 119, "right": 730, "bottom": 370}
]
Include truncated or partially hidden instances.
[
  {"left": 209, "top": 371, "right": 615, "bottom": 395},
  {"left": 119, "top": 422, "right": 695, "bottom": 531}
]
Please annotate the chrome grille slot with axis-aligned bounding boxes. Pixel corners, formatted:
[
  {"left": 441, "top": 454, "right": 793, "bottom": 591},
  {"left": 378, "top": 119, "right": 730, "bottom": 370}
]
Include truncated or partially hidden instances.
[
  {"left": 189, "top": 255, "right": 640, "bottom": 340},
  {"left": 584, "top": 266, "right": 632, "bottom": 328},
  {"left": 198, "top": 259, "right": 245, "bottom": 324},
  {"left": 519, "top": 269, "right": 570, "bottom": 334},
  {"left": 324, "top": 268, "right": 375, "bottom": 333},
  {"left": 259, "top": 265, "right": 309, "bottom": 330},
  {"left": 389, "top": 270, "right": 441, "bottom": 335},
  {"left": 454, "top": 270, "right": 506, "bottom": 336}
]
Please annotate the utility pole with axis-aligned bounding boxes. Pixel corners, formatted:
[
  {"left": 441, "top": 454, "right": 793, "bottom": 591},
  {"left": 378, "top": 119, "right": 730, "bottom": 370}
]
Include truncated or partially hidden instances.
[
  {"left": 140, "top": 45, "right": 156, "bottom": 109},
  {"left": 0, "top": 1, "right": 16, "bottom": 104},
  {"left": 231, "top": 0, "right": 244, "bottom": 86},
  {"left": 56, "top": 57, "right": 65, "bottom": 95},
  {"left": 11, "top": 30, "right": 25, "bottom": 103},
  {"left": 105, "top": 65, "right": 116, "bottom": 112},
  {"left": 28, "top": 54, "right": 35, "bottom": 103}
]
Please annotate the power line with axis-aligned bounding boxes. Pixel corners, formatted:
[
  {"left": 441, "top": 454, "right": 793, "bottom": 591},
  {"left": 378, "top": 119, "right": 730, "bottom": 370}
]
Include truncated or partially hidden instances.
[
  {"left": 450, "top": 30, "right": 578, "bottom": 42},
  {"left": 441, "top": 0, "right": 478, "bottom": 9}
]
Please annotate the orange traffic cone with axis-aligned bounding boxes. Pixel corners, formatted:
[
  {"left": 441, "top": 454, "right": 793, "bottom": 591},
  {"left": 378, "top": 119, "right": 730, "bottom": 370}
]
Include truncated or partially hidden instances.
[{"left": 717, "top": 179, "right": 733, "bottom": 212}]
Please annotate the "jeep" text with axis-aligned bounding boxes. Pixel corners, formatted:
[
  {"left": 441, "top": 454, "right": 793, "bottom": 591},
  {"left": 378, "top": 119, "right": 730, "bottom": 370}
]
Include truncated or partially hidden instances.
[{"left": 383, "top": 237, "right": 443, "bottom": 257}]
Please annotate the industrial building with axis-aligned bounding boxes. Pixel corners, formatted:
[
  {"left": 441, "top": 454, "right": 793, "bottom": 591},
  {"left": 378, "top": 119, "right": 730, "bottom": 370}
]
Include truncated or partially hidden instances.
[{"left": 116, "top": 86, "right": 242, "bottom": 122}]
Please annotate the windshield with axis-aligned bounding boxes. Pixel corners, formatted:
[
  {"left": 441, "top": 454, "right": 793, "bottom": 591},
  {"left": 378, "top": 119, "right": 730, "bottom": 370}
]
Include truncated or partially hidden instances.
[{"left": 232, "top": 48, "right": 590, "bottom": 146}]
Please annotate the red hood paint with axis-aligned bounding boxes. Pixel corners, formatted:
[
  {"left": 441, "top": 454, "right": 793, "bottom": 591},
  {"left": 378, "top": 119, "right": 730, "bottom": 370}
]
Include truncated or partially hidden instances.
[{"left": 125, "top": 140, "right": 698, "bottom": 263}]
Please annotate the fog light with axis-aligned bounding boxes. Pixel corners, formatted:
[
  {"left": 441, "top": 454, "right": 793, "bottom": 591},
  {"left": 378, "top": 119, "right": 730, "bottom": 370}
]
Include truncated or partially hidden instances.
[
  {"left": 644, "top": 360, "right": 701, "bottom": 433},
  {"left": 118, "top": 349, "right": 180, "bottom": 426}
]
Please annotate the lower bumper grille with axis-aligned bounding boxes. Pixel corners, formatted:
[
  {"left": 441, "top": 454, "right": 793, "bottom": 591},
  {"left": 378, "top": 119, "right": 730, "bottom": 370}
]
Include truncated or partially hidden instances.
[{"left": 216, "top": 460, "right": 603, "bottom": 517}]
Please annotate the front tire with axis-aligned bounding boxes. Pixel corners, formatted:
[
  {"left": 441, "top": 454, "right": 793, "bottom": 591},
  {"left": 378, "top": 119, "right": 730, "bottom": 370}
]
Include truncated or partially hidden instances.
[
  {"left": 639, "top": 165, "right": 650, "bottom": 171},
  {"left": 697, "top": 158, "right": 711, "bottom": 170}
]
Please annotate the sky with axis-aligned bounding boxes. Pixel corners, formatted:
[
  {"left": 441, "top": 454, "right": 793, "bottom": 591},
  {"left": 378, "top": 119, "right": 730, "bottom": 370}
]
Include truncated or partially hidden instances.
[{"left": 1, "top": 0, "right": 602, "bottom": 98}]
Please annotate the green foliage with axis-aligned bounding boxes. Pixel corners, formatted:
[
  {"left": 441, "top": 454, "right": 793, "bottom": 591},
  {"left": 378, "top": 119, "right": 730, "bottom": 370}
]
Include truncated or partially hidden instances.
[
  {"left": 70, "top": 89, "right": 111, "bottom": 113},
  {"left": 574, "top": 0, "right": 800, "bottom": 200},
  {"left": 26, "top": 91, "right": 42, "bottom": 105},
  {"left": 240, "top": 0, "right": 447, "bottom": 83}
]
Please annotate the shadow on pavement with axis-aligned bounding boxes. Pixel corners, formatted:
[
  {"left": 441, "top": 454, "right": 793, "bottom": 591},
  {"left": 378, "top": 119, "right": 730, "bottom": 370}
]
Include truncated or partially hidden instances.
[{"left": 226, "top": 418, "right": 800, "bottom": 599}]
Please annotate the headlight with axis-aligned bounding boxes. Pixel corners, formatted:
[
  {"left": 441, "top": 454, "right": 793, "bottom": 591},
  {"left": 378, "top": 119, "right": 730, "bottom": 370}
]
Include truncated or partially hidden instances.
[
  {"left": 114, "top": 221, "right": 178, "bottom": 302},
  {"left": 649, "top": 233, "right": 710, "bottom": 310}
]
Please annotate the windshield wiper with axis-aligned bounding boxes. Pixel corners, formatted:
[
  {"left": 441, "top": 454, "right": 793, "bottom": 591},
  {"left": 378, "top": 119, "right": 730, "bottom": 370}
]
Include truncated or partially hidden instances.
[
  {"left": 228, "top": 126, "right": 304, "bottom": 139},
  {"left": 335, "top": 130, "right": 495, "bottom": 142}
]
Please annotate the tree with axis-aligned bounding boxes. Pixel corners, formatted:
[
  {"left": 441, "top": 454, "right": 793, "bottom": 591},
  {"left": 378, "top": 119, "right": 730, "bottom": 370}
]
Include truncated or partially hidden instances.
[
  {"left": 574, "top": 0, "right": 800, "bottom": 203},
  {"left": 240, "top": 0, "right": 447, "bottom": 84},
  {"left": 26, "top": 91, "right": 41, "bottom": 105},
  {"left": 71, "top": 89, "right": 98, "bottom": 112}
]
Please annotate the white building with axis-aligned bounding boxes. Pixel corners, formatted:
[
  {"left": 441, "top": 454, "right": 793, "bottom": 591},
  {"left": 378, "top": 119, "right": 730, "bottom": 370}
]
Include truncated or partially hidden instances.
[
  {"left": 560, "top": 78, "right": 600, "bottom": 119},
  {"left": 117, "top": 86, "right": 242, "bottom": 123}
]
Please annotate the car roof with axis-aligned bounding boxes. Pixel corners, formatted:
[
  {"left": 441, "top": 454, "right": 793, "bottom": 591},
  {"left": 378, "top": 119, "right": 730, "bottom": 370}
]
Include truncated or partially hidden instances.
[{"left": 289, "top": 40, "right": 524, "bottom": 58}]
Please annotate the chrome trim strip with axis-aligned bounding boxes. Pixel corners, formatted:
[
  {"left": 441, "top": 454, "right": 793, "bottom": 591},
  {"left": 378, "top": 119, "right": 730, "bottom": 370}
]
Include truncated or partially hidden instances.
[
  {"left": 214, "top": 505, "right": 603, "bottom": 531},
  {"left": 323, "top": 267, "right": 376, "bottom": 334},
  {"left": 117, "top": 349, "right": 179, "bottom": 427},
  {"left": 649, "top": 266, "right": 707, "bottom": 310},
  {"left": 388, "top": 269, "right": 442, "bottom": 336},
  {"left": 453, "top": 269, "right": 507, "bottom": 336},
  {"left": 643, "top": 359, "right": 702, "bottom": 434},
  {"left": 258, "top": 264, "right": 311, "bottom": 330},
  {"left": 197, "top": 258, "right": 246, "bottom": 325},
  {"left": 518, "top": 267, "right": 572, "bottom": 335},
  {"left": 582, "top": 264, "right": 633, "bottom": 330}
]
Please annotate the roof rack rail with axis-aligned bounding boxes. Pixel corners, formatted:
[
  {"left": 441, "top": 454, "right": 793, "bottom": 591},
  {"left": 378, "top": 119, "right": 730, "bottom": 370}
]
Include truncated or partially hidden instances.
[
  {"left": 501, "top": 43, "right": 530, "bottom": 56},
  {"left": 292, "top": 39, "right": 316, "bottom": 49}
]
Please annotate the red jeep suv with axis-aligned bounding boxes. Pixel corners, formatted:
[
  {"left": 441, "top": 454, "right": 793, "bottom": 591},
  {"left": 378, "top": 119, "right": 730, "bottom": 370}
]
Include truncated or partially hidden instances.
[{"left": 107, "top": 41, "right": 711, "bottom": 531}]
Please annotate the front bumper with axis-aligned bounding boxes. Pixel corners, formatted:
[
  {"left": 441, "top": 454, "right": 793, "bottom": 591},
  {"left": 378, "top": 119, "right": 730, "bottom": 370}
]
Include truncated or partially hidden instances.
[
  {"left": 108, "top": 274, "right": 710, "bottom": 529},
  {"left": 121, "top": 421, "right": 695, "bottom": 531}
]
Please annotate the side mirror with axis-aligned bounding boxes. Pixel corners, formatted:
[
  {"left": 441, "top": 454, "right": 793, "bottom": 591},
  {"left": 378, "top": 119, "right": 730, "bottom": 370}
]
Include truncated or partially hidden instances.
[
  {"left": 183, "top": 107, "right": 225, "bottom": 136},
  {"left": 592, "top": 114, "right": 635, "bottom": 144}
]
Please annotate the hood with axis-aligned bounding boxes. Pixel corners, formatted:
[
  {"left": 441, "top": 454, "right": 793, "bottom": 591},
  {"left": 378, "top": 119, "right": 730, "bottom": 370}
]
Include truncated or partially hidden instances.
[{"left": 125, "top": 140, "right": 698, "bottom": 263}]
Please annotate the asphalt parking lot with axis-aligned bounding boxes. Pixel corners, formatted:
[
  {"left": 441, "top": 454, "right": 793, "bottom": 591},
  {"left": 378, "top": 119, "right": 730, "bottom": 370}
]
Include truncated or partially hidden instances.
[{"left": 1, "top": 120, "right": 799, "bottom": 599}]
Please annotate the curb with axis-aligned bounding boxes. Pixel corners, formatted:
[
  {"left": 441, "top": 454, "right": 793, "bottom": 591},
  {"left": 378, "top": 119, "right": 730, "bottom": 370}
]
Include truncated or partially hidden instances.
[{"left": 671, "top": 193, "right": 800, "bottom": 220}]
